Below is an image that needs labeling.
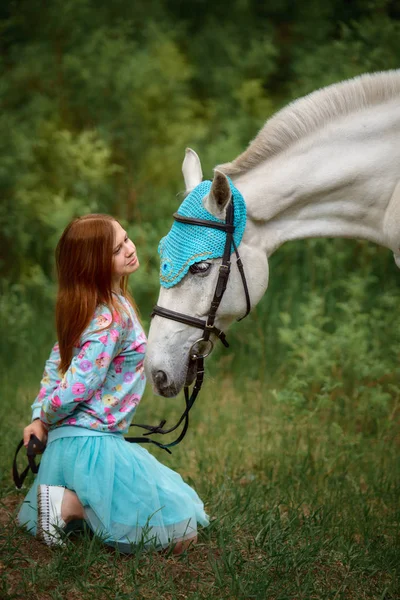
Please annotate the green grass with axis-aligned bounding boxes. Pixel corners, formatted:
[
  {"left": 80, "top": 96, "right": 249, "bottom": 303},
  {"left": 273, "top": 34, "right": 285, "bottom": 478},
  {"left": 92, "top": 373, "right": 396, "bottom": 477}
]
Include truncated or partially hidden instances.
[{"left": 1, "top": 367, "right": 399, "bottom": 599}]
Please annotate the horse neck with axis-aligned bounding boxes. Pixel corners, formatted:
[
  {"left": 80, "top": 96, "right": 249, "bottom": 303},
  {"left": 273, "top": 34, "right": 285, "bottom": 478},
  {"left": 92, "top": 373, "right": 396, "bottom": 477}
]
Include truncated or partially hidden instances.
[{"left": 233, "top": 100, "right": 400, "bottom": 257}]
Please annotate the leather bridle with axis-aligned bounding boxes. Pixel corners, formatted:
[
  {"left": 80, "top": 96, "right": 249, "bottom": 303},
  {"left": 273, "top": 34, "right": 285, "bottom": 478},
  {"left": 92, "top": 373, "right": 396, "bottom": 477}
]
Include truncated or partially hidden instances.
[
  {"left": 152, "top": 201, "right": 251, "bottom": 351},
  {"left": 127, "top": 195, "right": 251, "bottom": 451}
]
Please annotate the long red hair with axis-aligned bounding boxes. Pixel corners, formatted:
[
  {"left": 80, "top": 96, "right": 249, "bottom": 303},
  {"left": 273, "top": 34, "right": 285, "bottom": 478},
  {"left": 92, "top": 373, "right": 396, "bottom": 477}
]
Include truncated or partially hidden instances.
[{"left": 56, "top": 214, "right": 137, "bottom": 374}]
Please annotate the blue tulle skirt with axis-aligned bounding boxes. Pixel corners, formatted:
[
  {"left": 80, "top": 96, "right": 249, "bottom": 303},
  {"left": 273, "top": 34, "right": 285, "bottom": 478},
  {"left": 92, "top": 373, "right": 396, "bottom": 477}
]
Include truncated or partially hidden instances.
[{"left": 18, "top": 428, "right": 209, "bottom": 551}]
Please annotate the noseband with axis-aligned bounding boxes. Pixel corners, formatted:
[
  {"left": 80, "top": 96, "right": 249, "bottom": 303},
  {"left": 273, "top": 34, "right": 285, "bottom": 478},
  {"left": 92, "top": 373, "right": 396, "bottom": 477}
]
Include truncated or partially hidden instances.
[{"left": 127, "top": 196, "right": 251, "bottom": 452}]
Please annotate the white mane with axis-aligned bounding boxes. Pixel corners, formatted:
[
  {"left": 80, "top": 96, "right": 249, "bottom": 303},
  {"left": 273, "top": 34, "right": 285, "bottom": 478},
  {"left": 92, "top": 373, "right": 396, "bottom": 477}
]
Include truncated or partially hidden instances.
[{"left": 218, "top": 70, "right": 400, "bottom": 176}]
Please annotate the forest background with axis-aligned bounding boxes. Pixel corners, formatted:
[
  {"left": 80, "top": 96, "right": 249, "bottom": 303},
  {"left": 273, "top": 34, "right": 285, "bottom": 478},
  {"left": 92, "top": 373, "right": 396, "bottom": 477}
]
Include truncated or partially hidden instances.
[{"left": 1, "top": 1, "right": 399, "bottom": 599}]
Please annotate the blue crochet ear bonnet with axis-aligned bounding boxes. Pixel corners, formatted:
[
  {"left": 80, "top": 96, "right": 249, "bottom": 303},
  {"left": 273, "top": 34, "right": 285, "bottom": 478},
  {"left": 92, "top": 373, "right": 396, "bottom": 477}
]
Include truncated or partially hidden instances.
[{"left": 158, "top": 178, "right": 247, "bottom": 288}]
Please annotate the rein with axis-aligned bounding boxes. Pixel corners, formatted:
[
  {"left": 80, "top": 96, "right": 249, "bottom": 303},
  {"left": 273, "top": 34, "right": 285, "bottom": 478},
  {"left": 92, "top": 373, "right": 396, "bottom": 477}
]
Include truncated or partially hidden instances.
[
  {"left": 13, "top": 435, "right": 46, "bottom": 489},
  {"left": 128, "top": 195, "right": 251, "bottom": 451}
]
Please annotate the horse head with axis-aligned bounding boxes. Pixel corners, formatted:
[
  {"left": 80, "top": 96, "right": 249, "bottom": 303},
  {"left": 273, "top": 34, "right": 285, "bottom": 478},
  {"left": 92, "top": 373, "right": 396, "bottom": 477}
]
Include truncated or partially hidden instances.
[{"left": 144, "top": 148, "right": 269, "bottom": 397}]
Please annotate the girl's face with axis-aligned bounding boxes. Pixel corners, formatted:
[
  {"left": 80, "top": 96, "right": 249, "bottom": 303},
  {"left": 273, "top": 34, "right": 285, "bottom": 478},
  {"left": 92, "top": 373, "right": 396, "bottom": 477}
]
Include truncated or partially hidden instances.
[{"left": 112, "top": 221, "right": 139, "bottom": 281}]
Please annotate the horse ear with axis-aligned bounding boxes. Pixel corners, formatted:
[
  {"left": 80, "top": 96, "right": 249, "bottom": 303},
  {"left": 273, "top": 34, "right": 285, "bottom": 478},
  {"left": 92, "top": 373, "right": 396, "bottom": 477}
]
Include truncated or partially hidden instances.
[
  {"left": 205, "top": 170, "right": 231, "bottom": 217},
  {"left": 182, "top": 148, "right": 203, "bottom": 191}
]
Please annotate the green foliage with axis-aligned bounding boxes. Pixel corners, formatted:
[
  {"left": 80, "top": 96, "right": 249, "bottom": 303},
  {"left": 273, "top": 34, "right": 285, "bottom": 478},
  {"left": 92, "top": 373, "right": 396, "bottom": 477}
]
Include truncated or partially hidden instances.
[
  {"left": 275, "top": 273, "right": 400, "bottom": 431},
  {"left": 3, "top": 0, "right": 399, "bottom": 310},
  {"left": 291, "top": 15, "right": 400, "bottom": 96},
  {"left": 0, "top": 122, "right": 117, "bottom": 275}
]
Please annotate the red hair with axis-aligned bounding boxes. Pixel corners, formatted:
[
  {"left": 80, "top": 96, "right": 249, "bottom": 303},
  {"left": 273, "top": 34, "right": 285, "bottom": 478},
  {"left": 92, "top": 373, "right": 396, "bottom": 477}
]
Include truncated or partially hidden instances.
[{"left": 55, "top": 214, "right": 137, "bottom": 374}]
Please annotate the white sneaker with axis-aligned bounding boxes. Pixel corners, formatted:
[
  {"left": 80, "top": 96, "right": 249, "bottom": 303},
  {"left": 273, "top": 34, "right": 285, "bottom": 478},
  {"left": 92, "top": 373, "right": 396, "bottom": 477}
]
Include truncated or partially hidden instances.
[{"left": 37, "top": 485, "right": 67, "bottom": 546}]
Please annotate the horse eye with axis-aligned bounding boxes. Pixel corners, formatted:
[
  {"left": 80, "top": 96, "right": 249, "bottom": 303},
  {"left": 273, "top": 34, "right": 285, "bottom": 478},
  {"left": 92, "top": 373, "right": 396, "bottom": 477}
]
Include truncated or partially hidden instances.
[{"left": 189, "top": 262, "right": 211, "bottom": 274}]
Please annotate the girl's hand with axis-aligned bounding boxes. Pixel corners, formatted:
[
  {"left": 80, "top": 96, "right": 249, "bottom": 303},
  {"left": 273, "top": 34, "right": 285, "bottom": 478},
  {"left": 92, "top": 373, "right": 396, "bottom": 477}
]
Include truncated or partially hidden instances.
[{"left": 23, "top": 419, "right": 48, "bottom": 450}]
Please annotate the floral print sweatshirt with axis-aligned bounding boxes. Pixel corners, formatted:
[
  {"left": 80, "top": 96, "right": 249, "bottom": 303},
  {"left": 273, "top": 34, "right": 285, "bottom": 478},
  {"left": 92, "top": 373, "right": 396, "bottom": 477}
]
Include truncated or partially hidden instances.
[{"left": 31, "top": 295, "right": 146, "bottom": 434}]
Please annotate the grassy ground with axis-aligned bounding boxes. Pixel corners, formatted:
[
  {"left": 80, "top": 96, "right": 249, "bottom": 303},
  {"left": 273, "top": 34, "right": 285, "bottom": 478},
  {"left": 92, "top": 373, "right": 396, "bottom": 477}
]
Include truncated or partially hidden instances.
[{"left": 1, "top": 363, "right": 399, "bottom": 599}]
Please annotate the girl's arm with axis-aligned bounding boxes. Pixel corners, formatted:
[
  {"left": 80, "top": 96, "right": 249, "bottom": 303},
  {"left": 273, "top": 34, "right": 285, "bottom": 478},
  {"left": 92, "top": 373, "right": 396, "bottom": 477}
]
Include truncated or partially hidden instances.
[
  {"left": 31, "top": 342, "right": 62, "bottom": 421},
  {"left": 39, "top": 307, "right": 124, "bottom": 425}
]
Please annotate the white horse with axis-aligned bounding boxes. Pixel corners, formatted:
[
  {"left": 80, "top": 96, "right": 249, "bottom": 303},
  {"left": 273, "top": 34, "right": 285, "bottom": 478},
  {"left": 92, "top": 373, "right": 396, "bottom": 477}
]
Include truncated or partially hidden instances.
[{"left": 144, "top": 69, "right": 400, "bottom": 398}]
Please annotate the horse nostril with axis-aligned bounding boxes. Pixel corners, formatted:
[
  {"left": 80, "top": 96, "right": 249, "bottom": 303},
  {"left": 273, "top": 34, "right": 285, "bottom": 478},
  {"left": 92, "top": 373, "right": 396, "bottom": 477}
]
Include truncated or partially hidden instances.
[{"left": 154, "top": 370, "right": 168, "bottom": 388}]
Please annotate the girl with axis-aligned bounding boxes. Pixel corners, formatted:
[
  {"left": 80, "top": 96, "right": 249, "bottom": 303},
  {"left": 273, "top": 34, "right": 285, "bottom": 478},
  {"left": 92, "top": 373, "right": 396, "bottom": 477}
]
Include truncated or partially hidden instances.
[{"left": 18, "top": 214, "right": 208, "bottom": 552}]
